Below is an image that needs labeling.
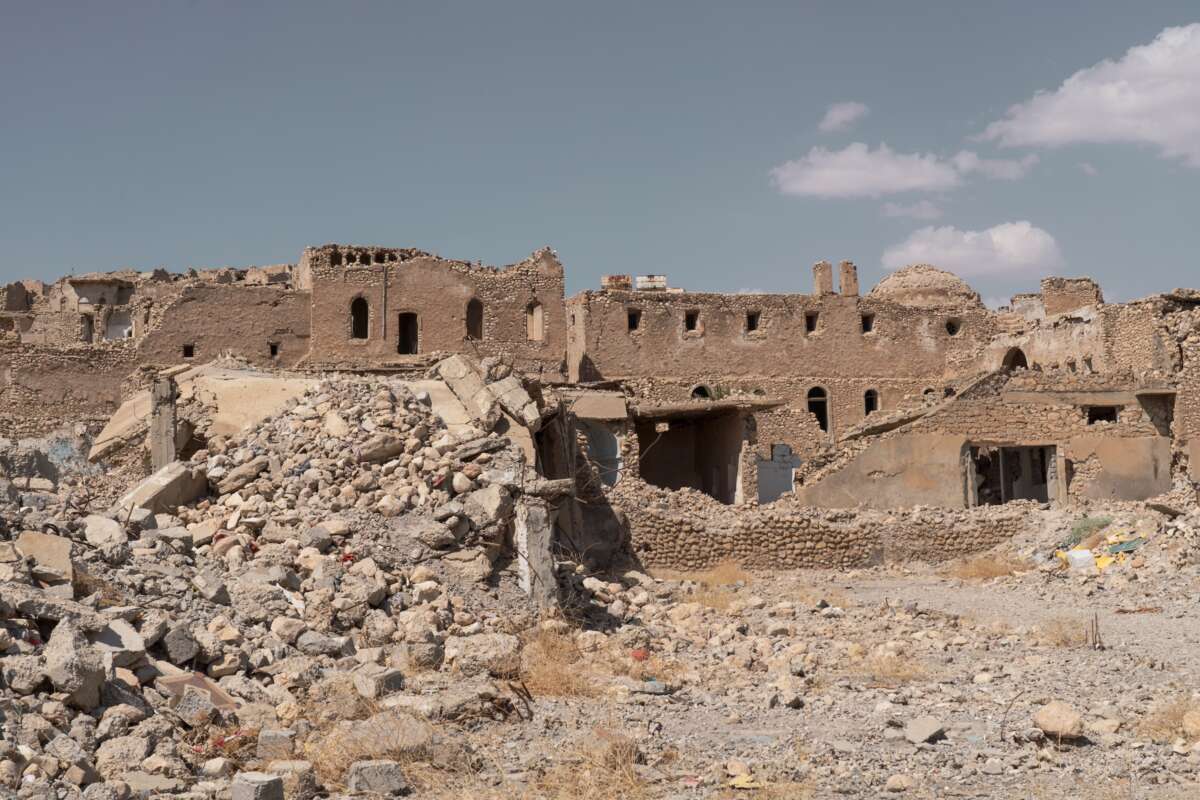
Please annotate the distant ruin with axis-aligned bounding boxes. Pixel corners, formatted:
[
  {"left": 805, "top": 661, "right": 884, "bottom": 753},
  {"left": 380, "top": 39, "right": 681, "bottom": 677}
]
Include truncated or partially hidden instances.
[{"left": 2, "top": 244, "right": 1195, "bottom": 542}]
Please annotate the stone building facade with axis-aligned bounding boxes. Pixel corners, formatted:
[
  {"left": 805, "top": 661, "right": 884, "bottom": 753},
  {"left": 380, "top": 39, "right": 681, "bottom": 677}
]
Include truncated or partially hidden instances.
[
  {"left": 296, "top": 244, "right": 566, "bottom": 377},
  {"left": 2, "top": 240, "right": 1198, "bottom": 526}
]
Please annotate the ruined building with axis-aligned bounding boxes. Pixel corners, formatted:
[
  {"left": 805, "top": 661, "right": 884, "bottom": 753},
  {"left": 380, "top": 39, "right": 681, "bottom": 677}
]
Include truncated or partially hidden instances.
[{"left": 2, "top": 244, "right": 1195, "bottom": 542}]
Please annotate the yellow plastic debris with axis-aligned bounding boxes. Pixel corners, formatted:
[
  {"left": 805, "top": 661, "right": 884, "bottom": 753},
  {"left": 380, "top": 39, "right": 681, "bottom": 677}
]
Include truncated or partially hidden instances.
[
  {"left": 1095, "top": 555, "right": 1116, "bottom": 572},
  {"left": 728, "top": 774, "right": 764, "bottom": 790}
]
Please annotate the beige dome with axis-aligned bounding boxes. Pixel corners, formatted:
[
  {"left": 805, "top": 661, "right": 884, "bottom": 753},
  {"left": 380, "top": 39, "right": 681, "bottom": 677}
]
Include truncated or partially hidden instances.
[{"left": 869, "top": 264, "right": 983, "bottom": 309}]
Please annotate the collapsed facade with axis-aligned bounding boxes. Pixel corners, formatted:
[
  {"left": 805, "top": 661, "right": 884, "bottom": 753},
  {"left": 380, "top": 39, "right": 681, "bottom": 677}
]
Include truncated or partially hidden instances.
[{"left": 3, "top": 244, "right": 1197, "bottom": 568}]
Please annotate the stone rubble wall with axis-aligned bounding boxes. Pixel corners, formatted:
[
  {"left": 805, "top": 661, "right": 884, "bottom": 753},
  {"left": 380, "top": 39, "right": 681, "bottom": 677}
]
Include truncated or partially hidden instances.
[{"left": 610, "top": 478, "right": 1031, "bottom": 571}]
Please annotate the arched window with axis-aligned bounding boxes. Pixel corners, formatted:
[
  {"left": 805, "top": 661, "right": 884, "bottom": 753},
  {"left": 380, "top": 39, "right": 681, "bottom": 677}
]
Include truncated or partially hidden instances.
[
  {"left": 526, "top": 301, "right": 544, "bottom": 342},
  {"left": 350, "top": 297, "right": 369, "bottom": 339},
  {"left": 864, "top": 389, "right": 879, "bottom": 416},
  {"left": 466, "top": 298, "right": 484, "bottom": 340},
  {"left": 1002, "top": 347, "right": 1028, "bottom": 371},
  {"left": 691, "top": 384, "right": 713, "bottom": 400},
  {"left": 807, "top": 387, "right": 829, "bottom": 432}
]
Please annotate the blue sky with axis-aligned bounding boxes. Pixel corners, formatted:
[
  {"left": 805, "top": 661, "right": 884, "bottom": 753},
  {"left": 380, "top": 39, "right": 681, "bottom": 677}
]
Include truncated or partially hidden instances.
[{"left": 2, "top": 2, "right": 1197, "bottom": 303}]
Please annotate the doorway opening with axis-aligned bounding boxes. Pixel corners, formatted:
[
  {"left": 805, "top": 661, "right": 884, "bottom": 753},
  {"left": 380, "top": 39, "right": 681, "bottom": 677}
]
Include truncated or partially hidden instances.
[
  {"left": 1002, "top": 347, "right": 1028, "bottom": 371},
  {"left": 970, "top": 444, "right": 1056, "bottom": 505},
  {"left": 466, "top": 298, "right": 483, "bottom": 340},
  {"left": 635, "top": 412, "right": 742, "bottom": 504},
  {"left": 756, "top": 443, "right": 802, "bottom": 504},
  {"left": 807, "top": 387, "right": 829, "bottom": 432},
  {"left": 397, "top": 313, "right": 419, "bottom": 354}
]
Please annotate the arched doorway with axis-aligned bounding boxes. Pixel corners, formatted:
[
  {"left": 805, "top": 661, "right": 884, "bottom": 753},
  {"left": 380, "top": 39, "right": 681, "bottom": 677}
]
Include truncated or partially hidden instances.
[
  {"left": 807, "top": 387, "right": 829, "bottom": 432},
  {"left": 1002, "top": 347, "right": 1028, "bottom": 371}
]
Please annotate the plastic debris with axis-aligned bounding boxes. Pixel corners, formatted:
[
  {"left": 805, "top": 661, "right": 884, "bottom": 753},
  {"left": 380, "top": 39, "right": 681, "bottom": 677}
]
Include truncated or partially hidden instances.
[
  {"left": 728, "top": 774, "right": 764, "bottom": 790},
  {"left": 1065, "top": 549, "right": 1096, "bottom": 572}
]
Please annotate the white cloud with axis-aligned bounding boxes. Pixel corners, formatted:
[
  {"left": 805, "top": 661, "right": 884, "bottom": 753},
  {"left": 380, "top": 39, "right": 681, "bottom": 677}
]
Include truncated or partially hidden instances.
[
  {"left": 951, "top": 150, "right": 1039, "bottom": 180},
  {"left": 1078, "top": 162, "right": 1099, "bottom": 176},
  {"left": 818, "top": 101, "right": 869, "bottom": 133},
  {"left": 881, "top": 221, "right": 1064, "bottom": 276},
  {"left": 981, "top": 23, "right": 1200, "bottom": 166},
  {"left": 771, "top": 143, "right": 1039, "bottom": 199},
  {"left": 882, "top": 200, "right": 944, "bottom": 220},
  {"left": 771, "top": 143, "right": 961, "bottom": 198}
]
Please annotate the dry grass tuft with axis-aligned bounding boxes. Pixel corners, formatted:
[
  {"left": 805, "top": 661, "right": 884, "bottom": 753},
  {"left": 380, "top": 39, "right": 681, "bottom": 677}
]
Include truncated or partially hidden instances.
[
  {"left": 520, "top": 628, "right": 598, "bottom": 698},
  {"left": 854, "top": 652, "right": 928, "bottom": 686},
  {"left": 73, "top": 566, "right": 127, "bottom": 608},
  {"left": 305, "top": 710, "right": 435, "bottom": 788},
  {"left": 528, "top": 728, "right": 648, "bottom": 800},
  {"left": 1037, "top": 616, "right": 1088, "bottom": 648},
  {"left": 1137, "top": 694, "right": 1200, "bottom": 742},
  {"left": 944, "top": 551, "right": 1032, "bottom": 580},
  {"left": 657, "top": 560, "right": 752, "bottom": 611}
]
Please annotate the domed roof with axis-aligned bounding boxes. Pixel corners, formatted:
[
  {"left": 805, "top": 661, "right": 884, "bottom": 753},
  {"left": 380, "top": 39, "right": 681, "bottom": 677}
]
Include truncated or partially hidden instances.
[{"left": 868, "top": 264, "right": 983, "bottom": 309}]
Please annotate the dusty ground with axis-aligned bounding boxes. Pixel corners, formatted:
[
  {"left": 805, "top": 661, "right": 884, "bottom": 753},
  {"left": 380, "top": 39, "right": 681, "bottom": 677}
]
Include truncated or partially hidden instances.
[{"left": 403, "top": 525, "right": 1200, "bottom": 800}]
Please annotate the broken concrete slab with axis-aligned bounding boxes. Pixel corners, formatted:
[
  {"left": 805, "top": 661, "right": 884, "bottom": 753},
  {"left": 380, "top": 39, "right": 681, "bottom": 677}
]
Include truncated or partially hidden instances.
[
  {"left": 114, "top": 461, "right": 208, "bottom": 515},
  {"left": 83, "top": 515, "right": 126, "bottom": 547},
  {"left": 14, "top": 531, "right": 74, "bottom": 583}
]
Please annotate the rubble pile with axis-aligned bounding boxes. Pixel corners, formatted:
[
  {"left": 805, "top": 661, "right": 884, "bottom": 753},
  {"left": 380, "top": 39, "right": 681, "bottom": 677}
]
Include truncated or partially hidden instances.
[{"left": 0, "top": 363, "right": 558, "bottom": 798}]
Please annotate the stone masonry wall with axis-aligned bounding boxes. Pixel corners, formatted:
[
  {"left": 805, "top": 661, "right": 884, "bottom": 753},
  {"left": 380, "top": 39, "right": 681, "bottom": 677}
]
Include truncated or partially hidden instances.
[
  {"left": 611, "top": 479, "right": 1032, "bottom": 571},
  {"left": 137, "top": 285, "right": 311, "bottom": 368}
]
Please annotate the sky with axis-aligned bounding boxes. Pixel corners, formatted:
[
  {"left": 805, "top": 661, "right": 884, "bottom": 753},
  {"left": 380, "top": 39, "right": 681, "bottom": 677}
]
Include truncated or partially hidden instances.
[{"left": 2, "top": 2, "right": 1198, "bottom": 304}]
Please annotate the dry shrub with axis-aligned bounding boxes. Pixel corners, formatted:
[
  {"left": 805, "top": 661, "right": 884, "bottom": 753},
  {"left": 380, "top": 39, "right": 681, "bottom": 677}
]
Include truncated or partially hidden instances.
[
  {"left": 713, "top": 781, "right": 815, "bottom": 800},
  {"left": 1137, "top": 694, "right": 1200, "bottom": 742},
  {"left": 1037, "top": 616, "right": 1088, "bottom": 648},
  {"left": 299, "top": 676, "right": 379, "bottom": 728},
  {"left": 658, "top": 560, "right": 751, "bottom": 611},
  {"left": 944, "top": 551, "right": 1031, "bottom": 580},
  {"left": 72, "top": 566, "right": 127, "bottom": 608},
  {"left": 528, "top": 728, "right": 648, "bottom": 800},
  {"left": 854, "top": 652, "right": 928, "bottom": 686},
  {"left": 180, "top": 723, "right": 258, "bottom": 771},
  {"left": 305, "top": 710, "right": 435, "bottom": 788},
  {"left": 520, "top": 628, "right": 598, "bottom": 698}
]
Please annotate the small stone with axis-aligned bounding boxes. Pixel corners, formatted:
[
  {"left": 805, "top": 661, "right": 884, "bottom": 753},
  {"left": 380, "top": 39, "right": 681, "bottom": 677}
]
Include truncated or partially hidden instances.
[
  {"left": 1033, "top": 701, "right": 1084, "bottom": 740},
  {"left": 345, "top": 760, "right": 409, "bottom": 794},
  {"left": 232, "top": 771, "right": 285, "bottom": 800},
  {"left": 904, "top": 715, "right": 945, "bottom": 744},
  {"left": 885, "top": 774, "right": 915, "bottom": 792}
]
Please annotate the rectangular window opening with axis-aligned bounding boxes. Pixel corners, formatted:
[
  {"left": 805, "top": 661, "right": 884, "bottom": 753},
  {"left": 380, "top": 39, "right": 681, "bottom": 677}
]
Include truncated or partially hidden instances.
[
  {"left": 746, "top": 311, "right": 761, "bottom": 332},
  {"left": 861, "top": 313, "right": 875, "bottom": 333},
  {"left": 627, "top": 309, "right": 641, "bottom": 331},
  {"left": 269, "top": 342, "right": 279, "bottom": 358},
  {"left": 805, "top": 312, "right": 819, "bottom": 333},
  {"left": 684, "top": 310, "right": 699, "bottom": 332},
  {"left": 182, "top": 344, "right": 195, "bottom": 359},
  {"left": 1086, "top": 406, "right": 1119, "bottom": 424}
]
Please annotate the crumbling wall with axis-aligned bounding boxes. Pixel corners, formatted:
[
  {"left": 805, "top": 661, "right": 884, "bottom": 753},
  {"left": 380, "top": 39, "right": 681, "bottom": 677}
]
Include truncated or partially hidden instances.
[
  {"left": 795, "top": 433, "right": 968, "bottom": 509},
  {"left": 0, "top": 342, "right": 138, "bottom": 436},
  {"left": 305, "top": 245, "right": 566, "bottom": 377},
  {"left": 1041, "top": 277, "right": 1103, "bottom": 317},
  {"left": 138, "top": 285, "right": 310, "bottom": 368},
  {"left": 569, "top": 288, "right": 994, "bottom": 447}
]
